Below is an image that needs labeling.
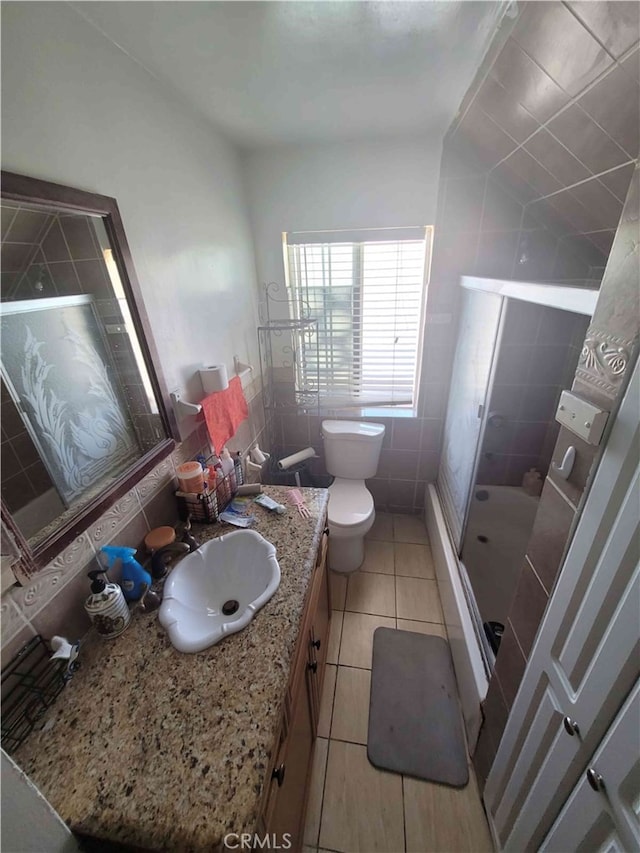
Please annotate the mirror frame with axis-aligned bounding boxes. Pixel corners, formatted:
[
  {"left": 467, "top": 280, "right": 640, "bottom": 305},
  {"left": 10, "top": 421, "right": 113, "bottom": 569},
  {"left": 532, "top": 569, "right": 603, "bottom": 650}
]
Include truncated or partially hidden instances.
[{"left": 1, "top": 171, "right": 179, "bottom": 575}]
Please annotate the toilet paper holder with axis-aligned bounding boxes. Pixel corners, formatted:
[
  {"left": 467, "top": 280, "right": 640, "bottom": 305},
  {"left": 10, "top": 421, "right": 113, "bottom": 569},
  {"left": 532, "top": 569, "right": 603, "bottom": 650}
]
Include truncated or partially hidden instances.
[{"left": 170, "top": 355, "right": 254, "bottom": 421}]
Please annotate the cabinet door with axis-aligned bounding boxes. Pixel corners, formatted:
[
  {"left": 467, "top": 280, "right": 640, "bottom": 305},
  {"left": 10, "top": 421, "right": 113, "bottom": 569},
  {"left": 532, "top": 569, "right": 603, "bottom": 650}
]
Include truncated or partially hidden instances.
[
  {"left": 540, "top": 681, "right": 640, "bottom": 853},
  {"left": 306, "top": 533, "right": 330, "bottom": 728},
  {"left": 312, "top": 531, "right": 330, "bottom": 699},
  {"left": 268, "top": 660, "right": 315, "bottom": 850}
]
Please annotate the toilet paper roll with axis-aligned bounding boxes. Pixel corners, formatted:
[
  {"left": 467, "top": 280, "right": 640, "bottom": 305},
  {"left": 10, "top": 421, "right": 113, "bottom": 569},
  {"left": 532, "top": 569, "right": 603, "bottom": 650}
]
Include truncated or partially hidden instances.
[
  {"left": 278, "top": 447, "right": 316, "bottom": 470},
  {"left": 199, "top": 364, "right": 229, "bottom": 393}
]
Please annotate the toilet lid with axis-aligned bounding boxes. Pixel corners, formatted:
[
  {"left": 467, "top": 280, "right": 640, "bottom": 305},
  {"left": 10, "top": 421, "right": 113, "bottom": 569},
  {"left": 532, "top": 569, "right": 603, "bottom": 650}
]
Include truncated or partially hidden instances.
[{"left": 328, "top": 480, "right": 373, "bottom": 528}]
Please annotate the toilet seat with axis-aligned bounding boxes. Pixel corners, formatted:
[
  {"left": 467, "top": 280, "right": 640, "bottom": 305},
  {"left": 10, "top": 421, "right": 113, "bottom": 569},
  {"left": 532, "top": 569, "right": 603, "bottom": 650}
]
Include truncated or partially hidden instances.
[{"left": 328, "top": 479, "right": 374, "bottom": 534}]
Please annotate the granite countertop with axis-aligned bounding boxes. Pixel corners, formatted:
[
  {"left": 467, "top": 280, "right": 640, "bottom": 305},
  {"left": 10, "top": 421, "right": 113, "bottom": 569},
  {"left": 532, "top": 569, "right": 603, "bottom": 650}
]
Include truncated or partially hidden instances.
[{"left": 14, "top": 486, "right": 329, "bottom": 852}]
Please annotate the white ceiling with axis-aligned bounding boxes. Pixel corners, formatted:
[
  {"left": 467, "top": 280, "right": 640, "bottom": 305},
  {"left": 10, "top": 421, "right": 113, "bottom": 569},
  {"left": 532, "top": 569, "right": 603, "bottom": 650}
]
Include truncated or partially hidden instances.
[{"left": 71, "top": 1, "right": 506, "bottom": 149}]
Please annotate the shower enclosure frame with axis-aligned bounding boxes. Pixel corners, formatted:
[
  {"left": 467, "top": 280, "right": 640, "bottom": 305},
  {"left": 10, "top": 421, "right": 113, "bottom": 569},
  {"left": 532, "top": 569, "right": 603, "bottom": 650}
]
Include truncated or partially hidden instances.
[
  {"left": 429, "top": 276, "right": 598, "bottom": 746},
  {"left": 449, "top": 276, "right": 598, "bottom": 557}
]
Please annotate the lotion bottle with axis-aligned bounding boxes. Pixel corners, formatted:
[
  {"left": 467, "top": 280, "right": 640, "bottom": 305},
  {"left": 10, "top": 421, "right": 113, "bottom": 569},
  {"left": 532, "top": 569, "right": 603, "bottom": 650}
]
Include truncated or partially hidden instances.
[{"left": 84, "top": 569, "right": 131, "bottom": 638}]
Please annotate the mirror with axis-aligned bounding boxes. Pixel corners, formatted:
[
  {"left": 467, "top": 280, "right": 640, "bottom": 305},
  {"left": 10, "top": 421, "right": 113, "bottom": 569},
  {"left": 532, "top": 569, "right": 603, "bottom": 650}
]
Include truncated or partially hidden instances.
[{"left": 1, "top": 172, "right": 178, "bottom": 575}]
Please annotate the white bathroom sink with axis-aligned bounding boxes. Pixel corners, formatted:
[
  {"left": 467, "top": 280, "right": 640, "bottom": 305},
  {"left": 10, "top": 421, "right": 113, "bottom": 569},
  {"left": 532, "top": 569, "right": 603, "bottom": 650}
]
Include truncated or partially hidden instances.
[{"left": 158, "top": 529, "right": 280, "bottom": 653}]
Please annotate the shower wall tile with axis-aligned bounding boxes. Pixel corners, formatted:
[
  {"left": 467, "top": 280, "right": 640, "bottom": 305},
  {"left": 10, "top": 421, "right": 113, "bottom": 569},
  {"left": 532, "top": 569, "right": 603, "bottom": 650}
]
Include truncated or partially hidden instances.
[
  {"left": 526, "top": 480, "right": 576, "bottom": 595},
  {"left": 419, "top": 383, "right": 449, "bottom": 420},
  {"left": 420, "top": 420, "right": 442, "bottom": 454},
  {"left": 447, "top": 5, "right": 638, "bottom": 786},
  {"left": 567, "top": 1, "right": 640, "bottom": 60},
  {"left": 578, "top": 64, "right": 640, "bottom": 160},
  {"left": 505, "top": 455, "right": 543, "bottom": 488},
  {"left": 474, "top": 677, "right": 510, "bottom": 789},
  {"left": 493, "top": 620, "right": 527, "bottom": 710},
  {"left": 391, "top": 419, "right": 422, "bottom": 450},
  {"left": 490, "top": 38, "right": 570, "bottom": 124},
  {"left": 477, "top": 170, "right": 638, "bottom": 780},
  {"left": 508, "top": 559, "right": 550, "bottom": 658},
  {"left": 548, "top": 427, "right": 598, "bottom": 509},
  {"left": 475, "top": 454, "right": 509, "bottom": 486},
  {"left": 511, "top": 1, "right": 614, "bottom": 97},
  {"left": 417, "top": 452, "right": 439, "bottom": 483}
]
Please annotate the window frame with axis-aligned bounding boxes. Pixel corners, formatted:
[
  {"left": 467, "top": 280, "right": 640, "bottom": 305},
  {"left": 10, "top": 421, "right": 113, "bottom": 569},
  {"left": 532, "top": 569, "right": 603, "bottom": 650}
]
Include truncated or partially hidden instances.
[{"left": 283, "top": 226, "right": 433, "bottom": 413}]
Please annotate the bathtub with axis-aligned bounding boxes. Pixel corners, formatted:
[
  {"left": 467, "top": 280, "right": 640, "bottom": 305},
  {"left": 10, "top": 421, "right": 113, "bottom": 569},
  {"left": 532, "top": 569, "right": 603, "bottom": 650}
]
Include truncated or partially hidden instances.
[
  {"left": 425, "top": 483, "right": 488, "bottom": 751},
  {"left": 462, "top": 485, "right": 540, "bottom": 629}
]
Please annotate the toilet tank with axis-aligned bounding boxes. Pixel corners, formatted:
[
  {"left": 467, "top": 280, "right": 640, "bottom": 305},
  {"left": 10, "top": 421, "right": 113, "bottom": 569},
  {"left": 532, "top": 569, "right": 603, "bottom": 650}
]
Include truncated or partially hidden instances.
[{"left": 321, "top": 420, "right": 385, "bottom": 479}]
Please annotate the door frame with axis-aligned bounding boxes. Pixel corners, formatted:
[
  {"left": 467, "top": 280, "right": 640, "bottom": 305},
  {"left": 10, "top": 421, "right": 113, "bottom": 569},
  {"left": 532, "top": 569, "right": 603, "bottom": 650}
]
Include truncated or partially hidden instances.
[{"left": 483, "top": 352, "right": 639, "bottom": 848}]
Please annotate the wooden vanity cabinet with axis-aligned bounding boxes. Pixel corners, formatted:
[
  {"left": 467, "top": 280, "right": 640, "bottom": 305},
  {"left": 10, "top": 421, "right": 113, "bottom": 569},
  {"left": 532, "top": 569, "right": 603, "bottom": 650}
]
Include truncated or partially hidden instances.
[{"left": 259, "top": 528, "right": 330, "bottom": 851}]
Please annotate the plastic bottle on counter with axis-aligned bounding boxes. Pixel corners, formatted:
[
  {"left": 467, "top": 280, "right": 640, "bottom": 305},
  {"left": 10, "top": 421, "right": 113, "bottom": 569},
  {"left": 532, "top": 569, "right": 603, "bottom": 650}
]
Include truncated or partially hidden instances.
[
  {"left": 233, "top": 451, "right": 244, "bottom": 486},
  {"left": 100, "top": 545, "right": 152, "bottom": 602},
  {"left": 214, "top": 461, "right": 230, "bottom": 507},
  {"left": 176, "top": 461, "right": 205, "bottom": 494},
  {"left": 221, "top": 448, "right": 237, "bottom": 493}
]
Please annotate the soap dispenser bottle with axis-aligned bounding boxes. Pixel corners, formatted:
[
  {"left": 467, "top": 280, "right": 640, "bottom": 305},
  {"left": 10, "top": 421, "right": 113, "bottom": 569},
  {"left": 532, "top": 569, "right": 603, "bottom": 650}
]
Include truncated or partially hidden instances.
[
  {"left": 100, "top": 545, "right": 152, "bottom": 602},
  {"left": 84, "top": 569, "right": 131, "bottom": 638}
]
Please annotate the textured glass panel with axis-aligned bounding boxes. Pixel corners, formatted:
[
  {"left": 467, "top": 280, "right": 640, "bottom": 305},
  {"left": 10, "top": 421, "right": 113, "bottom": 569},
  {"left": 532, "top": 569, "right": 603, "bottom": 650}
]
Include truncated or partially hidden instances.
[{"left": 1, "top": 296, "right": 141, "bottom": 504}]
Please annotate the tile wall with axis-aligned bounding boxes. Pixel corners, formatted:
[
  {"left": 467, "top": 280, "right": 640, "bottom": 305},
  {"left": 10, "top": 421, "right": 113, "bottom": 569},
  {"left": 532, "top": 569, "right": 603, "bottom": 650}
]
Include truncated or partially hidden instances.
[
  {"left": 455, "top": 0, "right": 638, "bottom": 260},
  {"left": 424, "top": 0, "right": 639, "bottom": 788},
  {"left": 474, "top": 165, "right": 639, "bottom": 788},
  {"left": 272, "top": 409, "right": 442, "bottom": 515},
  {"left": 0, "top": 374, "right": 268, "bottom": 667},
  {"left": 1, "top": 378, "right": 55, "bottom": 513},
  {"left": 477, "top": 300, "right": 589, "bottom": 486}
]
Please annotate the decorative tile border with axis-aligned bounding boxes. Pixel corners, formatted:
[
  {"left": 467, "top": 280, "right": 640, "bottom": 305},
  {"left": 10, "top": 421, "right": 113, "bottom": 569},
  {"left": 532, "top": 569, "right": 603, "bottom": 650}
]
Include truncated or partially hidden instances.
[
  {"left": 577, "top": 328, "right": 633, "bottom": 399},
  {"left": 9, "top": 532, "right": 95, "bottom": 621},
  {"left": 1, "top": 595, "right": 31, "bottom": 646},
  {"left": 86, "top": 489, "right": 141, "bottom": 550},
  {"left": 135, "top": 458, "right": 176, "bottom": 505}
]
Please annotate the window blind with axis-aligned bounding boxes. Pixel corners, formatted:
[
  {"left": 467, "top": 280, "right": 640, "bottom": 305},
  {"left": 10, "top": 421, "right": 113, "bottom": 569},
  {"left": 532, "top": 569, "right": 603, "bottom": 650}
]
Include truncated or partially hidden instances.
[{"left": 286, "top": 228, "right": 429, "bottom": 407}]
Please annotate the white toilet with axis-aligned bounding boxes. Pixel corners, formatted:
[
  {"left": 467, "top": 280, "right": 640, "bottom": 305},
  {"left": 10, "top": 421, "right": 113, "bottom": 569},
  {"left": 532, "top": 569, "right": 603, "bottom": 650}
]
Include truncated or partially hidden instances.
[{"left": 321, "top": 420, "right": 385, "bottom": 573}]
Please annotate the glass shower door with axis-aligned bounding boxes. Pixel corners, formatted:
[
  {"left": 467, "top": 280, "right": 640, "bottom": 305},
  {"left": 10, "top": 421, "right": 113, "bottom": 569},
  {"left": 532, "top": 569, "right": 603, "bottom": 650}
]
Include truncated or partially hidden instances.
[{"left": 437, "top": 288, "right": 503, "bottom": 550}]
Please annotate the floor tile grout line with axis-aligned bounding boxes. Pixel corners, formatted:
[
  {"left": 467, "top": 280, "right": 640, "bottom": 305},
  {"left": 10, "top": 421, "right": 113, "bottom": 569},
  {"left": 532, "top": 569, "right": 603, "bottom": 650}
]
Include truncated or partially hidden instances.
[
  {"left": 394, "top": 541, "right": 398, "bottom": 621},
  {"left": 315, "top": 736, "right": 330, "bottom": 851},
  {"left": 401, "top": 774, "right": 407, "bottom": 853},
  {"left": 321, "top": 664, "right": 340, "bottom": 742},
  {"left": 336, "top": 662, "right": 374, "bottom": 674},
  {"left": 342, "top": 606, "right": 444, "bottom": 624}
]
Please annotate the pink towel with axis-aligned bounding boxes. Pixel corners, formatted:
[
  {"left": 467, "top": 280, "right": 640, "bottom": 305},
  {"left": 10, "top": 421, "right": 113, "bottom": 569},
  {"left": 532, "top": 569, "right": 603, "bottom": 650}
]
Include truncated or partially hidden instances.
[{"left": 201, "top": 376, "right": 248, "bottom": 453}]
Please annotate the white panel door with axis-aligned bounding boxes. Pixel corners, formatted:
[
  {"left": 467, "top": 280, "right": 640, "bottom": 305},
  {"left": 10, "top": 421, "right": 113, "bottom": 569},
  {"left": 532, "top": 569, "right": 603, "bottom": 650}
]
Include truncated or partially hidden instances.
[
  {"left": 484, "top": 360, "right": 640, "bottom": 851},
  {"left": 540, "top": 681, "right": 640, "bottom": 853},
  {"left": 437, "top": 289, "right": 503, "bottom": 549}
]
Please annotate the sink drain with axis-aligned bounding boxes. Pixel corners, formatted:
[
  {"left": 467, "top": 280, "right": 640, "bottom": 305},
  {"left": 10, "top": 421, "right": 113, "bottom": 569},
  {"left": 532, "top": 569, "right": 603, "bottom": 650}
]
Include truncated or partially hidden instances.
[{"left": 222, "top": 599, "right": 240, "bottom": 616}]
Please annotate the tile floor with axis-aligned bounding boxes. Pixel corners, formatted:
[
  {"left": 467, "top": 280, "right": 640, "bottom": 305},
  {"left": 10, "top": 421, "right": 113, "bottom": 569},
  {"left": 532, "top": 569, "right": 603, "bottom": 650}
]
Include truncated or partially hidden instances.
[{"left": 304, "top": 512, "right": 494, "bottom": 853}]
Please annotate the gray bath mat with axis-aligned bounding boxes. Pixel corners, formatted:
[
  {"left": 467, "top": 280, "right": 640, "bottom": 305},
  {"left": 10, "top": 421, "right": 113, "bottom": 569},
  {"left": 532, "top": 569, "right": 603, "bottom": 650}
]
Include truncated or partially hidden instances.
[{"left": 368, "top": 628, "right": 469, "bottom": 787}]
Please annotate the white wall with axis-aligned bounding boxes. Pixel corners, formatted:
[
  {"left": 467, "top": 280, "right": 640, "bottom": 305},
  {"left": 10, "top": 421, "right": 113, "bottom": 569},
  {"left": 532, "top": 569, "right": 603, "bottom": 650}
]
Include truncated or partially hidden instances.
[
  {"left": 1, "top": 2, "right": 259, "bottom": 409},
  {"left": 243, "top": 136, "right": 442, "bottom": 289}
]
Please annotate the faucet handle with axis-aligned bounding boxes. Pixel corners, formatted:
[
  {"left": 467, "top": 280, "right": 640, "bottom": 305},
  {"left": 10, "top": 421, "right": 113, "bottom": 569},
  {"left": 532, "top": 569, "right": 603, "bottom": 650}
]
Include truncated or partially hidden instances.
[
  {"left": 180, "top": 515, "right": 200, "bottom": 552},
  {"left": 151, "top": 542, "right": 190, "bottom": 579}
]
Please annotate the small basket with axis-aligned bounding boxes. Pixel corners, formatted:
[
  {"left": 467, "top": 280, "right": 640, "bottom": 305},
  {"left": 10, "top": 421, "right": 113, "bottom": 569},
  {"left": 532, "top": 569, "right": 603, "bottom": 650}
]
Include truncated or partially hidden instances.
[
  {"left": 1, "top": 635, "right": 67, "bottom": 753},
  {"left": 175, "top": 487, "right": 220, "bottom": 524},
  {"left": 175, "top": 458, "right": 246, "bottom": 524}
]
